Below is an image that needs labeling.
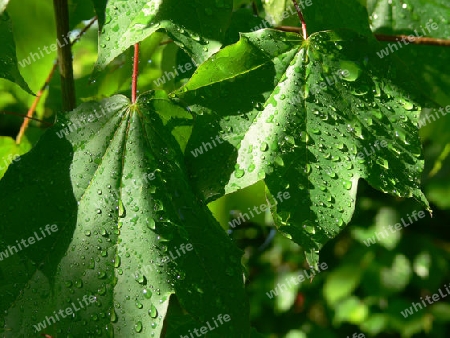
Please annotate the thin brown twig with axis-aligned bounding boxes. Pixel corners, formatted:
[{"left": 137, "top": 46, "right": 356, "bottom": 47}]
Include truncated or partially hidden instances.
[
  {"left": 276, "top": 25, "right": 450, "bottom": 46},
  {"left": 1, "top": 112, "right": 53, "bottom": 127},
  {"left": 15, "top": 16, "right": 97, "bottom": 145},
  {"left": 131, "top": 43, "right": 140, "bottom": 104},
  {"left": 159, "top": 39, "right": 173, "bottom": 46},
  {"left": 291, "top": 0, "right": 307, "bottom": 40},
  {"left": 15, "top": 63, "right": 58, "bottom": 144},
  {"left": 375, "top": 34, "right": 450, "bottom": 46}
]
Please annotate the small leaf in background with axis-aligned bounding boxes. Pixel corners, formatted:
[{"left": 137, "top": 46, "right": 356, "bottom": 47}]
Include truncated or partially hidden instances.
[
  {"left": 262, "top": 0, "right": 301, "bottom": 27},
  {"left": 0, "top": 11, "right": 33, "bottom": 94},
  {"left": 373, "top": 207, "right": 402, "bottom": 249},
  {"left": 96, "top": 0, "right": 233, "bottom": 71},
  {"left": 273, "top": 271, "right": 302, "bottom": 312},
  {"left": 324, "top": 265, "right": 362, "bottom": 306},
  {"left": 0, "top": 135, "right": 30, "bottom": 178},
  {"left": 380, "top": 254, "right": 412, "bottom": 293},
  {"left": 176, "top": 29, "right": 430, "bottom": 265},
  {"left": 334, "top": 296, "right": 369, "bottom": 325},
  {"left": 413, "top": 251, "right": 431, "bottom": 278},
  {"left": 359, "top": 313, "right": 389, "bottom": 336}
]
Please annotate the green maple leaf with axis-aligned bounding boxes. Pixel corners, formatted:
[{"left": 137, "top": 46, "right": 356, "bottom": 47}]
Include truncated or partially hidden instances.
[
  {"left": 174, "top": 29, "right": 430, "bottom": 266},
  {"left": 0, "top": 93, "right": 249, "bottom": 337}
]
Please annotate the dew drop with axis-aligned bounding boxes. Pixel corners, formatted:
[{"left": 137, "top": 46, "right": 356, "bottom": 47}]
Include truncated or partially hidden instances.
[
  {"left": 118, "top": 200, "right": 126, "bottom": 218},
  {"left": 143, "top": 289, "right": 152, "bottom": 299},
  {"left": 342, "top": 180, "right": 352, "bottom": 190},
  {"left": 234, "top": 168, "right": 245, "bottom": 178},
  {"left": 110, "top": 308, "right": 118, "bottom": 322},
  {"left": 134, "top": 321, "right": 143, "bottom": 333},
  {"left": 114, "top": 254, "right": 121, "bottom": 268},
  {"left": 147, "top": 218, "right": 156, "bottom": 230},
  {"left": 149, "top": 304, "right": 158, "bottom": 318}
]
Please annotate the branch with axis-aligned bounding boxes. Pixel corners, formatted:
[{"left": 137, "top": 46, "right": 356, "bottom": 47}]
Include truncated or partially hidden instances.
[
  {"left": 1, "top": 112, "right": 53, "bottom": 127},
  {"left": 132, "top": 43, "right": 140, "bottom": 104},
  {"left": 53, "top": 0, "right": 76, "bottom": 112},
  {"left": 252, "top": 1, "right": 259, "bottom": 16},
  {"left": 291, "top": 0, "right": 307, "bottom": 40},
  {"left": 15, "top": 63, "right": 58, "bottom": 144},
  {"left": 15, "top": 17, "right": 97, "bottom": 144},
  {"left": 159, "top": 39, "right": 173, "bottom": 46},
  {"left": 276, "top": 25, "right": 450, "bottom": 46},
  {"left": 375, "top": 34, "right": 450, "bottom": 46}
]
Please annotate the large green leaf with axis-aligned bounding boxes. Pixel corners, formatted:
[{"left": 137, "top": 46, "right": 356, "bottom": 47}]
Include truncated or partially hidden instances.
[
  {"left": 96, "top": 0, "right": 233, "bottom": 71},
  {"left": 0, "top": 11, "right": 32, "bottom": 94},
  {"left": 0, "top": 0, "right": 9, "bottom": 13},
  {"left": 0, "top": 93, "right": 249, "bottom": 337},
  {"left": 0, "top": 136, "right": 31, "bottom": 179},
  {"left": 175, "top": 29, "right": 430, "bottom": 265}
]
